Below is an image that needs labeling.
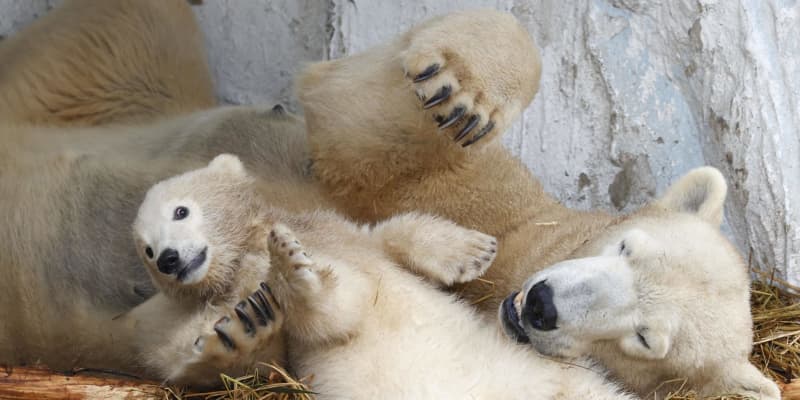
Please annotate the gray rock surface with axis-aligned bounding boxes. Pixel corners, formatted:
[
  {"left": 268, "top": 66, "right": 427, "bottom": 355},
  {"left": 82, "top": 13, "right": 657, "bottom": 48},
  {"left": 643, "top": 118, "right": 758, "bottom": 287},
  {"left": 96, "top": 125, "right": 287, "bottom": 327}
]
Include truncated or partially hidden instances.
[{"left": 2, "top": 0, "right": 797, "bottom": 284}]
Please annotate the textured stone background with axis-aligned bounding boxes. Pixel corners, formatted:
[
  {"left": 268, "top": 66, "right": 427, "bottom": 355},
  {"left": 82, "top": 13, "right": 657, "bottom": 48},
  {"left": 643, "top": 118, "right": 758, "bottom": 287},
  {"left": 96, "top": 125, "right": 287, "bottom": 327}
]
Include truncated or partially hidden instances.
[{"left": 1, "top": 0, "right": 797, "bottom": 285}]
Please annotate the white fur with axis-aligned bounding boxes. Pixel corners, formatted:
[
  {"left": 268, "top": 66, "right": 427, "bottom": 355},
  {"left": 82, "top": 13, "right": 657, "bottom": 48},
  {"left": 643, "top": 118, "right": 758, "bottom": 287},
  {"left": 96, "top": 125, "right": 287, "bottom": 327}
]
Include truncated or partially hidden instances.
[
  {"left": 262, "top": 220, "right": 638, "bottom": 400},
  {"left": 140, "top": 156, "right": 637, "bottom": 399},
  {"left": 501, "top": 168, "right": 781, "bottom": 400},
  {"left": 135, "top": 196, "right": 210, "bottom": 284}
]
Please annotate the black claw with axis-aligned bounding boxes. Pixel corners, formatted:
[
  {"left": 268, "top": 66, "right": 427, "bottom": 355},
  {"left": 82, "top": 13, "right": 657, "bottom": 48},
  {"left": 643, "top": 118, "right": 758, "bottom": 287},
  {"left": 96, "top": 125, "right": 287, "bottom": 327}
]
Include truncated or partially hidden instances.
[
  {"left": 214, "top": 323, "right": 236, "bottom": 351},
  {"left": 454, "top": 115, "right": 480, "bottom": 141},
  {"left": 462, "top": 120, "right": 495, "bottom": 147},
  {"left": 235, "top": 301, "right": 255, "bottom": 336},
  {"left": 254, "top": 289, "right": 275, "bottom": 321},
  {"left": 248, "top": 295, "right": 270, "bottom": 326},
  {"left": 423, "top": 85, "right": 452, "bottom": 109},
  {"left": 413, "top": 63, "right": 440, "bottom": 82},
  {"left": 439, "top": 106, "right": 466, "bottom": 129},
  {"left": 260, "top": 282, "right": 281, "bottom": 310}
]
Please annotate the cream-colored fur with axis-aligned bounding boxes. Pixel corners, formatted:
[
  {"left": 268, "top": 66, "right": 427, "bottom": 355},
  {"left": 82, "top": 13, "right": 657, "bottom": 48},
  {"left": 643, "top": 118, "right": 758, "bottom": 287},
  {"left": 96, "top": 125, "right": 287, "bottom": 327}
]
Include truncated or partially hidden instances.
[
  {"left": 0, "top": 104, "right": 320, "bottom": 386},
  {"left": 300, "top": 10, "right": 780, "bottom": 400},
  {"left": 146, "top": 155, "right": 635, "bottom": 400},
  {"left": 0, "top": 4, "right": 323, "bottom": 384},
  {"left": 0, "top": 0, "right": 215, "bottom": 126},
  {"left": 0, "top": 1, "right": 775, "bottom": 396},
  {"left": 126, "top": 153, "right": 500, "bottom": 387}
]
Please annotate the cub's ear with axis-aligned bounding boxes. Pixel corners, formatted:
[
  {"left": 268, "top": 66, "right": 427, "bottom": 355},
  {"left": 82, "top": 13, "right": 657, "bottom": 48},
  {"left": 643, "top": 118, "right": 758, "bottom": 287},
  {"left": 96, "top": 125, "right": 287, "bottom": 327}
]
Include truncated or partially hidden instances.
[
  {"left": 655, "top": 167, "right": 727, "bottom": 226},
  {"left": 208, "top": 154, "right": 246, "bottom": 176}
]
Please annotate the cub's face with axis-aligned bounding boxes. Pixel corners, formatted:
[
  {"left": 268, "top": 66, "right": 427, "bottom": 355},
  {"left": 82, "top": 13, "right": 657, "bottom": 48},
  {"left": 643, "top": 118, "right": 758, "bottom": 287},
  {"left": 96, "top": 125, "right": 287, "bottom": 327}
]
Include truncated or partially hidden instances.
[
  {"left": 135, "top": 195, "right": 209, "bottom": 285},
  {"left": 133, "top": 154, "right": 257, "bottom": 299},
  {"left": 499, "top": 168, "right": 780, "bottom": 399}
]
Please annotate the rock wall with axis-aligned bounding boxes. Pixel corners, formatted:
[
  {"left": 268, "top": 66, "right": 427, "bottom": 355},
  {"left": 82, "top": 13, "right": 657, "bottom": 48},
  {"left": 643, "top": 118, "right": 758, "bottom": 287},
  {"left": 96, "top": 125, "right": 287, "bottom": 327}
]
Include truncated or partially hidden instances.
[{"left": 1, "top": 0, "right": 797, "bottom": 284}]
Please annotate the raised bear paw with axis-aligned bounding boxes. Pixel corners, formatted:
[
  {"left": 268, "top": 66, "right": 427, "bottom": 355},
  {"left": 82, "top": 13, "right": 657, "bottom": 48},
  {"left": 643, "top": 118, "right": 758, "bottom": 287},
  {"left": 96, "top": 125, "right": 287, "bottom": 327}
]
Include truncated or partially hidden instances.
[
  {"left": 267, "top": 223, "right": 334, "bottom": 294},
  {"left": 407, "top": 222, "right": 497, "bottom": 286},
  {"left": 404, "top": 58, "right": 496, "bottom": 148},
  {"left": 182, "top": 283, "right": 284, "bottom": 378},
  {"left": 376, "top": 214, "right": 498, "bottom": 286},
  {"left": 401, "top": 10, "right": 540, "bottom": 148},
  {"left": 434, "top": 228, "right": 497, "bottom": 285}
]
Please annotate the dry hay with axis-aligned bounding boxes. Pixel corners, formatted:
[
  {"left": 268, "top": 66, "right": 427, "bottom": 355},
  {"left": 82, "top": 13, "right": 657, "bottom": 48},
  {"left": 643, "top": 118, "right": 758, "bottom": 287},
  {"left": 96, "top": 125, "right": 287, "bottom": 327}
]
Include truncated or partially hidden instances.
[{"left": 164, "top": 363, "right": 314, "bottom": 400}]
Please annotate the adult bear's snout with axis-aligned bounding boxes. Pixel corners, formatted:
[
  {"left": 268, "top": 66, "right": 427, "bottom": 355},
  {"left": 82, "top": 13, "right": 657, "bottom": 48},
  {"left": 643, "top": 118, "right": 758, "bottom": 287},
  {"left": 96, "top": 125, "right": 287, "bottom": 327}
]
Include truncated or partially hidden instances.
[
  {"left": 522, "top": 280, "right": 558, "bottom": 331},
  {"left": 157, "top": 248, "right": 181, "bottom": 274}
]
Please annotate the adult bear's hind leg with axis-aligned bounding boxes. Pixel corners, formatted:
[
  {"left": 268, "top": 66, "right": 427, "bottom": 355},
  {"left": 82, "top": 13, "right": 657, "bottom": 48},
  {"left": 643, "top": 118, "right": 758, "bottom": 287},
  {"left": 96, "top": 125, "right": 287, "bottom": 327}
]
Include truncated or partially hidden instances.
[{"left": 300, "top": 10, "right": 541, "bottom": 216}]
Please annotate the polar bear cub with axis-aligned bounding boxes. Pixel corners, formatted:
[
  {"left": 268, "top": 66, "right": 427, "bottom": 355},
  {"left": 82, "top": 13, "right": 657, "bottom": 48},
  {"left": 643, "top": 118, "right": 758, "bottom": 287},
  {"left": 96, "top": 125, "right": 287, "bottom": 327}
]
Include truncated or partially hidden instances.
[{"left": 135, "top": 154, "right": 638, "bottom": 399}]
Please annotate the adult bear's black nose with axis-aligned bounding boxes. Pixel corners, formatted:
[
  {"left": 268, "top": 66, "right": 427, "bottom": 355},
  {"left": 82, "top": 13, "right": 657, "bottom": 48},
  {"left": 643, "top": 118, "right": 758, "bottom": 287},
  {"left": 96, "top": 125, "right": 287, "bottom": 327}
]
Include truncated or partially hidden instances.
[
  {"left": 157, "top": 248, "right": 181, "bottom": 274},
  {"left": 522, "top": 280, "right": 558, "bottom": 331}
]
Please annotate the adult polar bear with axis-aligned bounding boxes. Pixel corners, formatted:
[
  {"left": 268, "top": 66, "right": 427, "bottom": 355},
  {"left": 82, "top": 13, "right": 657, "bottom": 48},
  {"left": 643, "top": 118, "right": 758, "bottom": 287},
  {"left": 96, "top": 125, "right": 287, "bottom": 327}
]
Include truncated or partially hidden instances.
[
  {"left": 0, "top": 0, "right": 778, "bottom": 398},
  {"left": 299, "top": 11, "right": 781, "bottom": 400},
  {"left": 0, "top": 0, "right": 323, "bottom": 385}
]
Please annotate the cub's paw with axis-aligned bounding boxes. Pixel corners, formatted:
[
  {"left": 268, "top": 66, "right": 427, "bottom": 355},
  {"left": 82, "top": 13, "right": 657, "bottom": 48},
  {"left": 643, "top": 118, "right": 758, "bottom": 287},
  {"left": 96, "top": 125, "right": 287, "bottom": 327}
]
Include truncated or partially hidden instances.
[
  {"left": 401, "top": 11, "right": 540, "bottom": 148},
  {"left": 186, "top": 283, "right": 283, "bottom": 373},
  {"left": 384, "top": 215, "right": 497, "bottom": 286},
  {"left": 268, "top": 224, "right": 334, "bottom": 293},
  {"left": 418, "top": 224, "right": 497, "bottom": 286}
]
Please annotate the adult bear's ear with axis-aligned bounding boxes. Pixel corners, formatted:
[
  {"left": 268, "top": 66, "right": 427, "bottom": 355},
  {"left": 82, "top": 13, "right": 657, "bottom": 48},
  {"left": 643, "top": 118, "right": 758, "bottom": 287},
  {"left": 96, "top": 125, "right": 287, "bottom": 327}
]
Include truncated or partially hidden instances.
[
  {"left": 208, "top": 153, "right": 246, "bottom": 176},
  {"left": 618, "top": 319, "right": 676, "bottom": 360},
  {"left": 655, "top": 167, "right": 727, "bottom": 226}
]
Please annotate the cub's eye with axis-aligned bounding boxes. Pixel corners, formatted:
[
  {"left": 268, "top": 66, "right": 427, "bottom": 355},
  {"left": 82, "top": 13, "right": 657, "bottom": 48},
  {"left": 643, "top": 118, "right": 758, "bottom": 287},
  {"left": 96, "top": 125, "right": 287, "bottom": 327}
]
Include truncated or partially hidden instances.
[
  {"left": 619, "top": 240, "right": 631, "bottom": 256},
  {"left": 145, "top": 246, "right": 154, "bottom": 259},
  {"left": 173, "top": 206, "right": 189, "bottom": 220}
]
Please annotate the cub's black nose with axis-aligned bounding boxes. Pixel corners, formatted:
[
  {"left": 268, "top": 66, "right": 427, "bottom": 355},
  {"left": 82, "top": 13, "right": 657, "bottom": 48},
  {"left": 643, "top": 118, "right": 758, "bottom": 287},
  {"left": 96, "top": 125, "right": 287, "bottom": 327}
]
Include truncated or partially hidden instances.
[
  {"left": 522, "top": 280, "right": 558, "bottom": 331},
  {"left": 157, "top": 248, "right": 181, "bottom": 274}
]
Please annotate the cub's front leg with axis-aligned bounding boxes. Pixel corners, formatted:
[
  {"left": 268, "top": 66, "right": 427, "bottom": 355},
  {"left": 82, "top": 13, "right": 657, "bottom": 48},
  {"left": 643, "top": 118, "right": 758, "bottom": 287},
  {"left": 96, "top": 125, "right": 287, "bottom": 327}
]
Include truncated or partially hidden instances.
[
  {"left": 172, "top": 279, "right": 285, "bottom": 388},
  {"left": 260, "top": 224, "right": 371, "bottom": 345},
  {"left": 370, "top": 213, "right": 497, "bottom": 286},
  {"left": 120, "top": 253, "right": 286, "bottom": 388}
]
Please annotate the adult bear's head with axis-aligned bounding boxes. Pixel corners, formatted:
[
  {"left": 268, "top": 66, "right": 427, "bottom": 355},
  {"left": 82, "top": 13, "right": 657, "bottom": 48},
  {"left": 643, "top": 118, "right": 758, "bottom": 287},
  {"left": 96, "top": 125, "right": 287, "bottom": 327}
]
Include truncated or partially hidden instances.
[{"left": 500, "top": 167, "right": 780, "bottom": 400}]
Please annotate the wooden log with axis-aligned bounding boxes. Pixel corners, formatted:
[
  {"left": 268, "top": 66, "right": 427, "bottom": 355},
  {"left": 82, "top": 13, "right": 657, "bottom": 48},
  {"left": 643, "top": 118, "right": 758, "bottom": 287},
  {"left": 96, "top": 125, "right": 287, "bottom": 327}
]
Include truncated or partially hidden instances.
[
  {"left": 0, "top": 365, "right": 797, "bottom": 399},
  {"left": 0, "top": 366, "right": 165, "bottom": 400},
  {"left": 782, "top": 379, "right": 800, "bottom": 400}
]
